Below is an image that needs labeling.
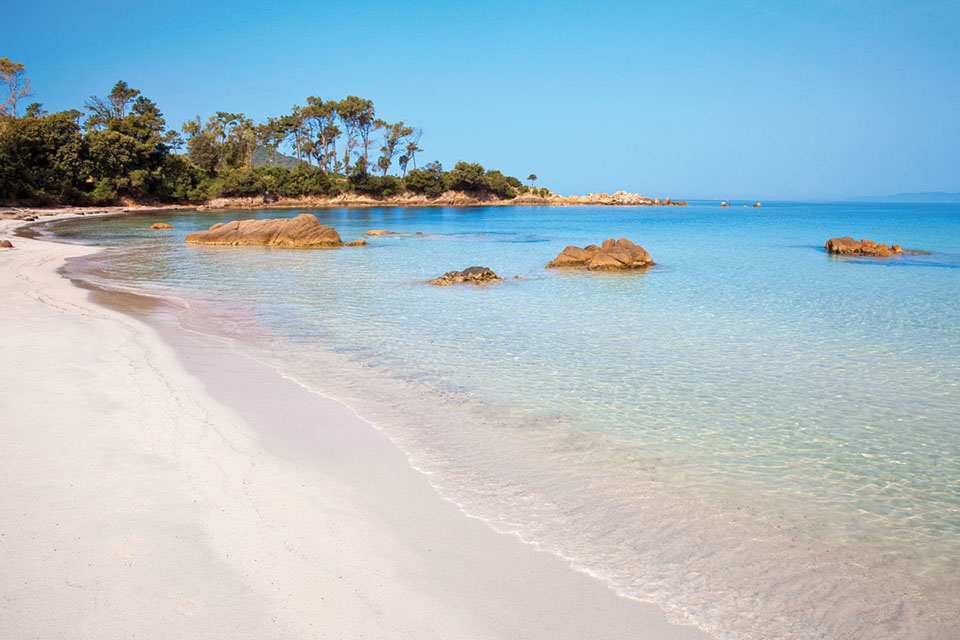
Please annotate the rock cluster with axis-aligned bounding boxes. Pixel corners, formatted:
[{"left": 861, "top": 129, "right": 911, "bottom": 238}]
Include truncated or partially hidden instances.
[
  {"left": 546, "top": 238, "right": 654, "bottom": 271},
  {"left": 429, "top": 266, "right": 501, "bottom": 286},
  {"left": 825, "top": 237, "right": 909, "bottom": 258},
  {"left": 185, "top": 214, "right": 342, "bottom": 248},
  {"left": 149, "top": 222, "right": 174, "bottom": 230},
  {"left": 561, "top": 191, "right": 686, "bottom": 206}
]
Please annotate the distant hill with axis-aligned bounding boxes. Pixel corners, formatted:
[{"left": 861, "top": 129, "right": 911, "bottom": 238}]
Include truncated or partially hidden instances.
[
  {"left": 852, "top": 192, "right": 960, "bottom": 203},
  {"left": 252, "top": 146, "right": 299, "bottom": 169}
]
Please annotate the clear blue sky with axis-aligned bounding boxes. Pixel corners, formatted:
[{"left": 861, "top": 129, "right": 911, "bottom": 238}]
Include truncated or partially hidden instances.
[{"left": 6, "top": 0, "right": 959, "bottom": 200}]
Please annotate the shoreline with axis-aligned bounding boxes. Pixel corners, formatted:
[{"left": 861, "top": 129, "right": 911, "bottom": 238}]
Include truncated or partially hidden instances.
[
  {"left": 0, "top": 219, "right": 708, "bottom": 637},
  {"left": 0, "top": 189, "right": 687, "bottom": 222}
]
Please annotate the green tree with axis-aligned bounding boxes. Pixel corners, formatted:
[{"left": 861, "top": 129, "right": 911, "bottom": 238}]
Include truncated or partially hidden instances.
[
  {"left": 401, "top": 128, "right": 423, "bottom": 175},
  {"left": 181, "top": 111, "right": 253, "bottom": 172},
  {"left": 303, "top": 97, "right": 339, "bottom": 172},
  {"left": 0, "top": 109, "right": 84, "bottom": 203},
  {"left": 403, "top": 161, "right": 444, "bottom": 197},
  {"left": 24, "top": 102, "right": 46, "bottom": 118},
  {"left": 483, "top": 169, "right": 517, "bottom": 199},
  {"left": 444, "top": 161, "right": 486, "bottom": 191},
  {"left": 336, "top": 96, "right": 375, "bottom": 172},
  {"left": 84, "top": 81, "right": 140, "bottom": 130},
  {"left": 0, "top": 57, "right": 32, "bottom": 118},
  {"left": 377, "top": 120, "right": 413, "bottom": 176},
  {"left": 527, "top": 173, "right": 537, "bottom": 187}
]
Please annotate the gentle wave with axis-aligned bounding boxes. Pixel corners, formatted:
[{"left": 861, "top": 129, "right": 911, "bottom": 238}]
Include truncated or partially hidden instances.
[{"left": 55, "top": 202, "right": 960, "bottom": 638}]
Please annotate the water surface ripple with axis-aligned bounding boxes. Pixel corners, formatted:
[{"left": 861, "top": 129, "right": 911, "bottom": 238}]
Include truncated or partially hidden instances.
[{"left": 56, "top": 202, "right": 960, "bottom": 638}]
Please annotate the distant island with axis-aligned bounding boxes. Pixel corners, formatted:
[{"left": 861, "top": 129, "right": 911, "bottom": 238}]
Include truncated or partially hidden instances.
[
  {"left": 851, "top": 192, "right": 960, "bottom": 203},
  {"left": 0, "top": 59, "right": 682, "bottom": 209}
]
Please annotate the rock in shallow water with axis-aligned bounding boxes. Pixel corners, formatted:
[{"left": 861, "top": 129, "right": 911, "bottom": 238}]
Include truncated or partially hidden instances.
[
  {"left": 429, "top": 266, "right": 501, "bottom": 286},
  {"left": 0, "top": 240, "right": 13, "bottom": 249},
  {"left": 825, "top": 237, "right": 912, "bottom": 258},
  {"left": 149, "top": 222, "right": 174, "bottom": 230},
  {"left": 364, "top": 229, "right": 403, "bottom": 236},
  {"left": 185, "top": 213, "right": 342, "bottom": 248},
  {"left": 546, "top": 238, "right": 654, "bottom": 270}
]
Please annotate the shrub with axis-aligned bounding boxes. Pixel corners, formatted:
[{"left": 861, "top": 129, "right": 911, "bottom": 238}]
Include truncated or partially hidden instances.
[
  {"left": 403, "top": 163, "right": 445, "bottom": 197},
  {"left": 443, "top": 161, "right": 486, "bottom": 191},
  {"left": 483, "top": 169, "right": 516, "bottom": 199},
  {"left": 89, "top": 178, "right": 118, "bottom": 204}
]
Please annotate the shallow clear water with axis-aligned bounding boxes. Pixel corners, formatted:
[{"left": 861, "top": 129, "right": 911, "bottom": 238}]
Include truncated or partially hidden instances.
[{"left": 55, "top": 202, "right": 960, "bottom": 638}]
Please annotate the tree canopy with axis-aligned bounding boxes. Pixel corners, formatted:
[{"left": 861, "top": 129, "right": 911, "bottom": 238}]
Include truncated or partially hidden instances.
[{"left": 0, "top": 60, "right": 545, "bottom": 206}]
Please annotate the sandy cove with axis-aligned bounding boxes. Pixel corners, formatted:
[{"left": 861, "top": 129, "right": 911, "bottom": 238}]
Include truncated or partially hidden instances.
[{"left": 0, "top": 217, "right": 707, "bottom": 638}]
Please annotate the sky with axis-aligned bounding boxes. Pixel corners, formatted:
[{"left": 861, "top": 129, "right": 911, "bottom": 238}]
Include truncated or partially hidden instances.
[{"left": 5, "top": 0, "right": 959, "bottom": 200}]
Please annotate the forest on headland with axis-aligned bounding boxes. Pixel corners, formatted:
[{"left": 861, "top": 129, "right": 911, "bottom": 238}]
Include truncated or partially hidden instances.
[{"left": 0, "top": 58, "right": 550, "bottom": 206}]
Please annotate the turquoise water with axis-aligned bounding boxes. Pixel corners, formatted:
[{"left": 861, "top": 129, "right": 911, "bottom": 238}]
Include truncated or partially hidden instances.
[{"left": 54, "top": 202, "right": 960, "bottom": 638}]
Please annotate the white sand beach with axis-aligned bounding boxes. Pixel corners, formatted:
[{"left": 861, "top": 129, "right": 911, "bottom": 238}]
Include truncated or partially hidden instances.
[{"left": 0, "top": 220, "right": 709, "bottom": 639}]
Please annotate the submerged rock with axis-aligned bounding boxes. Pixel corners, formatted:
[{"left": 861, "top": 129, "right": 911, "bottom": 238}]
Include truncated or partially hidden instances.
[
  {"left": 344, "top": 239, "right": 369, "bottom": 247},
  {"left": 364, "top": 229, "right": 407, "bottom": 236},
  {"left": 363, "top": 229, "right": 429, "bottom": 237},
  {"left": 546, "top": 238, "right": 654, "bottom": 271},
  {"left": 429, "top": 266, "right": 501, "bottom": 286},
  {"left": 185, "top": 213, "right": 342, "bottom": 248},
  {"left": 149, "top": 222, "right": 174, "bottom": 230},
  {"left": 825, "top": 237, "right": 912, "bottom": 258}
]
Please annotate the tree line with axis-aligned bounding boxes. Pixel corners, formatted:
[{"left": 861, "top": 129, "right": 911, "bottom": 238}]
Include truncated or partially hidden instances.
[{"left": 0, "top": 59, "right": 550, "bottom": 206}]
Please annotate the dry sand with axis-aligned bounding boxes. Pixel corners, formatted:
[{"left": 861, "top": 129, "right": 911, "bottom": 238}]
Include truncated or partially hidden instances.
[{"left": 0, "top": 219, "right": 709, "bottom": 639}]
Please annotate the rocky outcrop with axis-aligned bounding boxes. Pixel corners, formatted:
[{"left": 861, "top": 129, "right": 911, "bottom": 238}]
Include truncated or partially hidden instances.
[
  {"left": 149, "top": 222, "right": 174, "bottom": 230},
  {"left": 0, "top": 240, "right": 13, "bottom": 248},
  {"left": 429, "top": 266, "right": 501, "bottom": 286},
  {"left": 547, "top": 238, "right": 654, "bottom": 271},
  {"left": 825, "top": 237, "right": 912, "bottom": 258},
  {"left": 201, "top": 189, "right": 686, "bottom": 210},
  {"left": 185, "top": 213, "right": 342, "bottom": 248},
  {"left": 558, "top": 191, "right": 686, "bottom": 206},
  {"left": 344, "top": 239, "right": 369, "bottom": 247},
  {"left": 753, "top": 202, "right": 762, "bottom": 207}
]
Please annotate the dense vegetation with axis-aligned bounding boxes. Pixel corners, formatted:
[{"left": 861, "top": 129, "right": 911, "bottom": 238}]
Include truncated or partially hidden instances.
[{"left": 0, "top": 59, "right": 548, "bottom": 206}]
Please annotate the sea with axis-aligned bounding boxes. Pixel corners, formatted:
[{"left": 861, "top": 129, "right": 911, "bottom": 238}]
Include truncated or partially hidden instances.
[{"left": 50, "top": 201, "right": 960, "bottom": 639}]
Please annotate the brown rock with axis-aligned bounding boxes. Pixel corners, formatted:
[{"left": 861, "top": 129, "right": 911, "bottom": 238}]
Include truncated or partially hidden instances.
[
  {"left": 753, "top": 202, "right": 762, "bottom": 207},
  {"left": 364, "top": 229, "right": 405, "bottom": 236},
  {"left": 344, "top": 239, "right": 369, "bottom": 247},
  {"left": 429, "top": 266, "right": 502, "bottom": 286},
  {"left": 0, "top": 240, "right": 13, "bottom": 249},
  {"left": 824, "top": 237, "right": 911, "bottom": 258},
  {"left": 185, "top": 214, "right": 342, "bottom": 248},
  {"left": 546, "top": 238, "right": 654, "bottom": 271},
  {"left": 149, "top": 222, "right": 174, "bottom": 230}
]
